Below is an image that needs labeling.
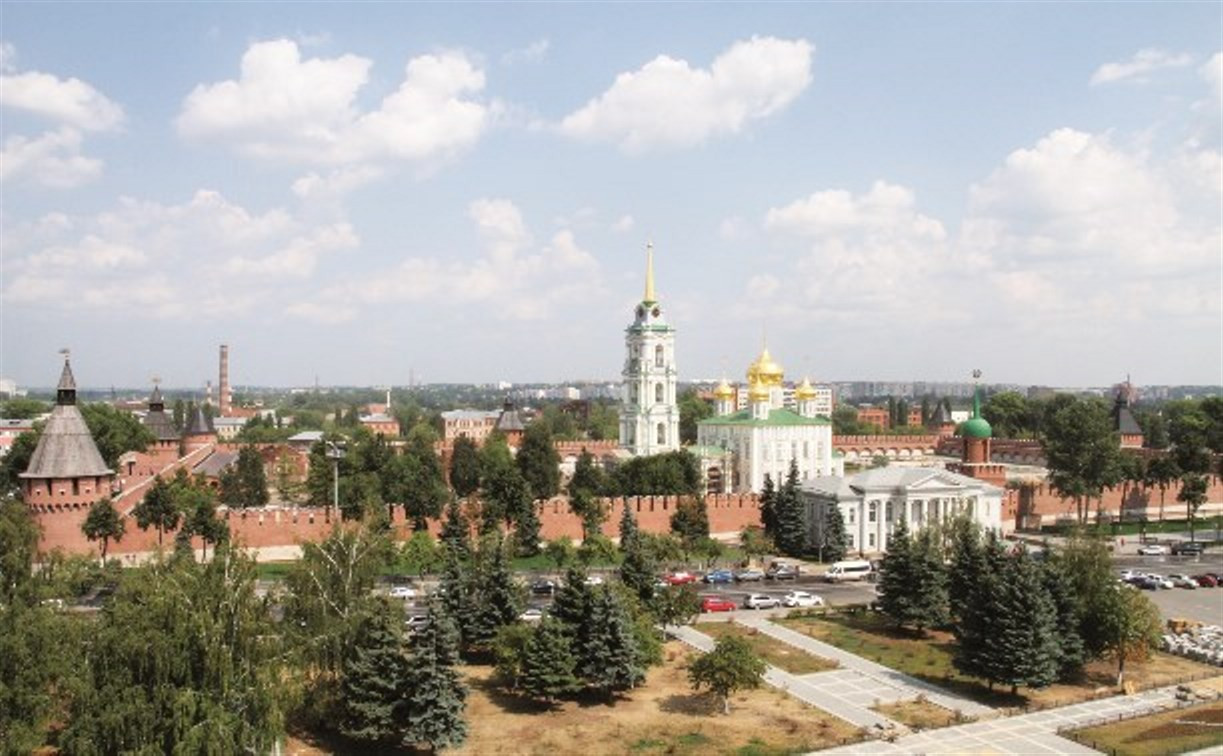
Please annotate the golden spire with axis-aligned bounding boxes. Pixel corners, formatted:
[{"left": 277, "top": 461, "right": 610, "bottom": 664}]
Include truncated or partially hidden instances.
[{"left": 643, "top": 240, "right": 656, "bottom": 303}]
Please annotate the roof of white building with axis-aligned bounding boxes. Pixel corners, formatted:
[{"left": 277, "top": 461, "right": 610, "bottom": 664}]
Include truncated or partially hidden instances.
[
  {"left": 441, "top": 409, "right": 500, "bottom": 421},
  {"left": 699, "top": 408, "right": 831, "bottom": 428},
  {"left": 802, "top": 467, "right": 1003, "bottom": 499}
]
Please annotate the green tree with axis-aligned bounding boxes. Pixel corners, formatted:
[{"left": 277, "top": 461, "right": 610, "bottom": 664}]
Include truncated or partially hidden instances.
[
  {"left": 0, "top": 398, "right": 48, "bottom": 419},
  {"left": 739, "top": 525, "right": 772, "bottom": 565},
  {"left": 570, "top": 488, "right": 606, "bottom": 540},
  {"left": 236, "top": 444, "right": 270, "bottom": 507},
  {"left": 467, "top": 536, "right": 524, "bottom": 654},
  {"left": 947, "top": 517, "right": 984, "bottom": 625},
  {"left": 819, "top": 504, "right": 847, "bottom": 563},
  {"left": 577, "top": 533, "right": 617, "bottom": 565},
  {"left": 219, "top": 464, "right": 244, "bottom": 509},
  {"left": 774, "top": 460, "right": 806, "bottom": 557},
  {"left": 544, "top": 536, "right": 577, "bottom": 570},
  {"left": 440, "top": 497, "right": 472, "bottom": 559},
  {"left": 1144, "top": 455, "right": 1181, "bottom": 521},
  {"left": 520, "top": 618, "right": 579, "bottom": 705},
  {"left": 1057, "top": 530, "right": 1119, "bottom": 659},
  {"left": 758, "top": 474, "right": 778, "bottom": 543},
  {"left": 619, "top": 504, "right": 657, "bottom": 603},
  {"left": 404, "top": 601, "right": 468, "bottom": 751},
  {"left": 549, "top": 566, "right": 594, "bottom": 633},
  {"left": 399, "top": 530, "right": 442, "bottom": 576},
  {"left": 1041, "top": 557, "right": 1087, "bottom": 679},
  {"left": 82, "top": 497, "right": 125, "bottom": 562},
  {"left": 1177, "top": 473, "right": 1209, "bottom": 543},
  {"left": 608, "top": 450, "right": 702, "bottom": 497},
  {"left": 909, "top": 527, "right": 949, "bottom": 632},
  {"left": 688, "top": 634, "right": 767, "bottom": 714},
  {"left": 952, "top": 531, "right": 1007, "bottom": 685},
  {"left": 877, "top": 518, "right": 916, "bottom": 630},
  {"left": 982, "top": 391, "right": 1033, "bottom": 439},
  {"left": 0, "top": 498, "right": 39, "bottom": 604},
  {"left": 0, "top": 431, "right": 39, "bottom": 496},
  {"left": 398, "top": 425, "right": 449, "bottom": 530},
  {"left": 306, "top": 439, "right": 337, "bottom": 509},
  {"left": 180, "top": 487, "right": 229, "bottom": 561},
  {"left": 449, "top": 435, "right": 481, "bottom": 499},
  {"left": 79, "top": 402, "right": 156, "bottom": 467},
  {"left": 481, "top": 452, "right": 532, "bottom": 535},
  {"left": 1043, "top": 398, "right": 1123, "bottom": 523},
  {"left": 0, "top": 600, "right": 83, "bottom": 752},
  {"left": 517, "top": 422, "right": 561, "bottom": 501},
  {"left": 569, "top": 450, "right": 607, "bottom": 497},
  {"left": 493, "top": 623, "right": 534, "bottom": 690},
  {"left": 130, "top": 474, "right": 181, "bottom": 546},
  {"left": 515, "top": 498, "right": 542, "bottom": 557},
  {"left": 341, "top": 600, "right": 412, "bottom": 746},
  {"left": 576, "top": 586, "right": 643, "bottom": 697},
  {"left": 1096, "top": 583, "right": 1162, "bottom": 686},
  {"left": 988, "top": 549, "right": 1061, "bottom": 695},
  {"left": 678, "top": 389, "right": 713, "bottom": 445},
  {"left": 670, "top": 495, "right": 710, "bottom": 548}
]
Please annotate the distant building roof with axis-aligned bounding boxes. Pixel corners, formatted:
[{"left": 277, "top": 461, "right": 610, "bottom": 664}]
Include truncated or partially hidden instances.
[
  {"left": 213, "top": 416, "right": 248, "bottom": 428},
  {"left": 441, "top": 409, "right": 500, "bottom": 421},
  {"left": 496, "top": 399, "right": 526, "bottom": 432},
  {"left": 192, "top": 449, "right": 237, "bottom": 478},
  {"left": 21, "top": 358, "right": 112, "bottom": 480},
  {"left": 698, "top": 408, "right": 831, "bottom": 428},
  {"left": 184, "top": 405, "right": 215, "bottom": 436},
  {"left": 802, "top": 467, "right": 1002, "bottom": 499},
  {"left": 288, "top": 430, "right": 324, "bottom": 444},
  {"left": 1113, "top": 394, "right": 1143, "bottom": 435}
]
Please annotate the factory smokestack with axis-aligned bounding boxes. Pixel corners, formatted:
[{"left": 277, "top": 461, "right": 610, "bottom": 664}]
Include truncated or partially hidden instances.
[{"left": 219, "top": 344, "right": 230, "bottom": 417}]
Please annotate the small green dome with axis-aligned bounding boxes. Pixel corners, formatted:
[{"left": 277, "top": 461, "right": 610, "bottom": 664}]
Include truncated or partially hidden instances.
[{"left": 960, "top": 416, "right": 992, "bottom": 439}]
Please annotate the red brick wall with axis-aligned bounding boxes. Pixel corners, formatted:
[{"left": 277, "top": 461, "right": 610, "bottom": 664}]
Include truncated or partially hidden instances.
[{"left": 1005, "top": 475, "right": 1223, "bottom": 526}]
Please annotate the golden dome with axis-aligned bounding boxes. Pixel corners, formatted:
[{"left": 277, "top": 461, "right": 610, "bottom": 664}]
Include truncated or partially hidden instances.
[
  {"left": 795, "top": 377, "right": 817, "bottom": 401},
  {"left": 712, "top": 379, "right": 735, "bottom": 400},
  {"left": 746, "top": 347, "right": 784, "bottom": 387},
  {"left": 747, "top": 380, "right": 770, "bottom": 403}
]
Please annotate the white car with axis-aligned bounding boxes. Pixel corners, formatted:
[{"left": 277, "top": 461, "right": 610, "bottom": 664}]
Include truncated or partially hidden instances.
[
  {"left": 782, "top": 591, "right": 825, "bottom": 608},
  {"left": 1137, "top": 544, "right": 1167, "bottom": 556},
  {"left": 1168, "top": 574, "right": 1198, "bottom": 589},
  {"left": 584, "top": 575, "right": 605, "bottom": 586},
  {"left": 389, "top": 585, "right": 418, "bottom": 600},
  {"left": 1145, "top": 573, "right": 1175, "bottom": 590},
  {"left": 519, "top": 608, "right": 545, "bottom": 622},
  {"left": 404, "top": 615, "right": 431, "bottom": 633},
  {"left": 744, "top": 593, "right": 781, "bottom": 610}
]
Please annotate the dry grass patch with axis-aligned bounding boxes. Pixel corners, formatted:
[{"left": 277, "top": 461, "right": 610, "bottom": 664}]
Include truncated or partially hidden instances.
[
  {"left": 872, "top": 697, "right": 958, "bottom": 730},
  {"left": 700, "top": 620, "right": 838, "bottom": 676},
  {"left": 455, "top": 642, "right": 859, "bottom": 756},
  {"left": 1069, "top": 702, "right": 1223, "bottom": 756},
  {"left": 780, "top": 612, "right": 1219, "bottom": 709}
]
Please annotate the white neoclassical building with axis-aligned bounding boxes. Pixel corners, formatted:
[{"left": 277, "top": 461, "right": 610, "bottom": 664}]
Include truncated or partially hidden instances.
[
  {"left": 619, "top": 243, "right": 680, "bottom": 456},
  {"left": 801, "top": 467, "right": 1004, "bottom": 555},
  {"left": 694, "top": 348, "right": 842, "bottom": 493}
]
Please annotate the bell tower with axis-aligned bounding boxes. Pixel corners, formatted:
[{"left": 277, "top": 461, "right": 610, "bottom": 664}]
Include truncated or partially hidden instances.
[{"left": 619, "top": 242, "right": 679, "bottom": 456}]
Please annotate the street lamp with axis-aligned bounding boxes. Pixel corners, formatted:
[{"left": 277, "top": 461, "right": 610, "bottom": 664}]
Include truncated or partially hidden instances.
[{"left": 325, "top": 441, "right": 345, "bottom": 522}]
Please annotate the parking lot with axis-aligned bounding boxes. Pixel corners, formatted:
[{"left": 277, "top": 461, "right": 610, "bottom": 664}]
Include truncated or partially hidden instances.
[{"left": 1113, "top": 551, "right": 1223, "bottom": 624}]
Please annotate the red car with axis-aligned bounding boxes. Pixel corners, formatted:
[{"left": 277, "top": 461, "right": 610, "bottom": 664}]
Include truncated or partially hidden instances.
[
  {"left": 665, "top": 571, "right": 698, "bottom": 585},
  {"left": 701, "top": 596, "right": 737, "bottom": 613},
  {"left": 1193, "top": 574, "right": 1218, "bottom": 588}
]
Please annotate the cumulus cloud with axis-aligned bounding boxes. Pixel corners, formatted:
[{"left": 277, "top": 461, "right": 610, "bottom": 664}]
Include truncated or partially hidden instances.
[
  {"left": 0, "top": 46, "right": 123, "bottom": 187},
  {"left": 1090, "top": 48, "right": 1192, "bottom": 85},
  {"left": 177, "top": 39, "right": 491, "bottom": 170},
  {"left": 558, "top": 36, "right": 813, "bottom": 152}
]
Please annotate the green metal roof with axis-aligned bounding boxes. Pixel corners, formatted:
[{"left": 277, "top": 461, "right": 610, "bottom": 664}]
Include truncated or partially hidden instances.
[{"left": 698, "top": 408, "right": 831, "bottom": 428}]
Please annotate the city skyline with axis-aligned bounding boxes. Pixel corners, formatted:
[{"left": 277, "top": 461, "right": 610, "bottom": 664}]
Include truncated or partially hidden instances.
[{"left": 2, "top": 3, "right": 1220, "bottom": 388}]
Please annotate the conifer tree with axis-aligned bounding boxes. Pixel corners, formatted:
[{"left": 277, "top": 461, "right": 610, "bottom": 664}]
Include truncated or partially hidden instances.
[
  {"left": 520, "top": 618, "right": 579, "bottom": 705},
  {"left": 438, "top": 549, "right": 476, "bottom": 651},
  {"left": 876, "top": 518, "right": 916, "bottom": 629},
  {"left": 988, "top": 549, "right": 1061, "bottom": 695},
  {"left": 820, "top": 503, "right": 848, "bottom": 563},
  {"left": 577, "top": 587, "right": 643, "bottom": 697},
  {"left": 549, "top": 565, "right": 593, "bottom": 633},
  {"left": 405, "top": 601, "right": 467, "bottom": 751},
  {"left": 758, "top": 474, "right": 778, "bottom": 542},
  {"left": 340, "top": 600, "right": 411, "bottom": 745},
  {"left": 909, "top": 527, "right": 949, "bottom": 632},
  {"left": 618, "top": 500, "right": 640, "bottom": 548},
  {"left": 440, "top": 497, "right": 471, "bottom": 560},
  {"left": 448, "top": 435, "right": 481, "bottom": 499},
  {"left": 947, "top": 516, "right": 984, "bottom": 624},
  {"left": 670, "top": 495, "right": 709, "bottom": 547},
  {"left": 131, "top": 475, "right": 181, "bottom": 546},
  {"left": 952, "top": 531, "right": 1007, "bottom": 685},
  {"left": 467, "top": 536, "right": 523, "bottom": 654},
  {"left": 569, "top": 450, "right": 606, "bottom": 497},
  {"left": 774, "top": 460, "right": 807, "bottom": 557},
  {"left": 619, "top": 503, "right": 658, "bottom": 604},
  {"left": 236, "top": 445, "right": 270, "bottom": 507},
  {"left": 514, "top": 498, "right": 542, "bottom": 557},
  {"left": 1041, "top": 557, "right": 1086, "bottom": 679}
]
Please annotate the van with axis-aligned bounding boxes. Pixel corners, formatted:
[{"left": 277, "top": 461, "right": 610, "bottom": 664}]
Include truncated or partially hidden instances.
[{"left": 824, "top": 560, "right": 873, "bottom": 583}]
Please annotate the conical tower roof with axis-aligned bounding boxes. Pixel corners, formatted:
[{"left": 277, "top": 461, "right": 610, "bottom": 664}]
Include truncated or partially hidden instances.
[
  {"left": 21, "top": 356, "right": 112, "bottom": 480},
  {"left": 143, "top": 384, "right": 179, "bottom": 441},
  {"left": 184, "top": 404, "right": 215, "bottom": 436}
]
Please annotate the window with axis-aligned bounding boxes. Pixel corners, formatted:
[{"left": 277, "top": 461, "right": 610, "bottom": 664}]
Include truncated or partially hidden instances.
[
  {"left": 803, "top": 441, "right": 810, "bottom": 458},
  {"left": 868, "top": 501, "right": 878, "bottom": 523},
  {"left": 655, "top": 383, "right": 663, "bottom": 403},
  {"left": 869, "top": 533, "right": 876, "bottom": 548},
  {"left": 654, "top": 344, "right": 664, "bottom": 367},
  {"left": 848, "top": 532, "right": 856, "bottom": 548},
  {"left": 630, "top": 385, "right": 638, "bottom": 402},
  {"left": 848, "top": 508, "right": 856, "bottom": 525},
  {"left": 657, "top": 423, "right": 666, "bottom": 445},
  {"left": 791, "top": 442, "right": 798, "bottom": 460},
  {"left": 885, "top": 501, "right": 893, "bottom": 522}
]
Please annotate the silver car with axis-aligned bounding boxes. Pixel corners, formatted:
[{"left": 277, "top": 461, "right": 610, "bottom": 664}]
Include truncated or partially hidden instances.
[{"left": 743, "top": 593, "right": 780, "bottom": 610}]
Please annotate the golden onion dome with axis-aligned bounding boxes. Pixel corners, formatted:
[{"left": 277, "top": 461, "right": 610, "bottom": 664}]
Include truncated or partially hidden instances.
[
  {"left": 747, "top": 380, "right": 771, "bottom": 403},
  {"left": 712, "top": 379, "right": 735, "bottom": 400},
  {"left": 795, "top": 377, "right": 817, "bottom": 401},
  {"left": 746, "top": 347, "right": 785, "bottom": 387}
]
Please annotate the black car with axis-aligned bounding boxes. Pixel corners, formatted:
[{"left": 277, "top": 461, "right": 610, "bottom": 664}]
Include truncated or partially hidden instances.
[
  {"left": 1171, "top": 542, "right": 1205, "bottom": 556},
  {"left": 766, "top": 565, "right": 799, "bottom": 580},
  {"left": 530, "top": 579, "right": 557, "bottom": 596}
]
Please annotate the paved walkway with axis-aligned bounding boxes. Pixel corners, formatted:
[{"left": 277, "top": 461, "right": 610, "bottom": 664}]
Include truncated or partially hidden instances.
[
  {"left": 818, "top": 682, "right": 1200, "bottom": 755},
  {"left": 736, "top": 617, "right": 994, "bottom": 719}
]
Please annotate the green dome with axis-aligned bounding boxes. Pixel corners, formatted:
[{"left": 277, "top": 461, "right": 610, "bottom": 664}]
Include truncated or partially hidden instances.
[{"left": 960, "top": 416, "right": 992, "bottom": 439}]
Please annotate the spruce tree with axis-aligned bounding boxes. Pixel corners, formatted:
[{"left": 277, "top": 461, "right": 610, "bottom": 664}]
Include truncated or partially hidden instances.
[
  {"left": 774, "top": 460, "right": 807, "bottom": 557},
  {"left": 514, "top": 498, "right": 542, "bottom": 557},
  {"left": 953, "top": 531, "right": 1006, "bottom": 685},
  {"left": 820, "top": 502, "right": 847, "bottom": 562},
  {"left": 1042, "top": 557, "right": 1086, "bottom": 679},
  {"left": 909, "top": 527, "right": 949, "bottom": 632},
  {"left": 405, "top": 602, "right": 467, "bottom": 751},
  {"left": 947, "top": 517, "right": 984, "bottom": 624},
  {"left": 758, "top": 474, "right": 778, "bottom": 542},
  {"left": 577, "top": 587, "right": 643, "bottom": 697},
  {"left": 440, "top": 497, "right": 471, "bottom": 560},
  {"left": 467, "top": 536, "right": 522, "bottom": 654},
  {"left": 448, "top": 435, "right": 481, "bottom": 499},
  {"left": 618, "top": 504, "right": 656, "bottom": 603},
  {"left": 618, "top": 501, "right": 640, "bottom": 549},
  {"left": 520, "top": 618, "right": 579, "bottom": 705},
  {"left": 989, "top": 549, "right": 1061, "bottom": 695},
  {"left": 549, "top": 565, "right": 593, "bottom": 637},
  {"left": 340, "top": 601, "right": 411, "bottom": 745},
  {"left": 876, "top": 518, "right": 915, "bottom": 630},
  {"left": 236, "top": 445, "right": 269, "bottom": 507}
]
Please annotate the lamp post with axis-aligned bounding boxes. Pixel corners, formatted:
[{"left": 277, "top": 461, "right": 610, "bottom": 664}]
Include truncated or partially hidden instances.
[{"left": 325, "top": 441, "right": 345, "bottom": 522}]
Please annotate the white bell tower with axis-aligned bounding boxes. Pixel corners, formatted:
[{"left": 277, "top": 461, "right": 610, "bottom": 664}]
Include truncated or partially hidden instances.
[{"left": 619, "top": 242, "right": 680, "bottom": 456}]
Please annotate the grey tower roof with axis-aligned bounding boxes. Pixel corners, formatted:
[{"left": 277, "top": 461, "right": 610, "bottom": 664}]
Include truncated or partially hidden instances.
[
  {"left": 1113, "top": 394, "right": 1143, "bottom": 435},
  {"left": 496, "top": 399, "right": 525, "bottom": 432},
  {"left": 185, "top": 404, "right": 215, "bottom": 436},
  {"left": 142, "top": 385, "right": 180, "bottom": 441},
  {"left": 21, "top": 358, "right": 112, "bottom": 480}
]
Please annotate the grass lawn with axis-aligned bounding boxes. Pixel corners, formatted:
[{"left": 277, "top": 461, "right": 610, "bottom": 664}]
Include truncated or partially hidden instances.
[
  {"left": 700, "top": 620, "right": 838, "bottom": 675},
  {"left": 254, "top": 561, "right": 296, "bottom": 580},
  {"left": 1068, "top": 702, "right": 1223, "bottom": 756},
  {"left": 872, "top": 698, "right": 959, "bottom": 730},
  {"left": 779, "top": 612, "right": 1220, "bottom": 709}
]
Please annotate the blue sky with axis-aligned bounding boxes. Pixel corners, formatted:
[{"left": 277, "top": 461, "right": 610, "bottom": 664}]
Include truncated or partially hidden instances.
[{"left": 2, "top": 3, "right": 1219, "bottom": 390}]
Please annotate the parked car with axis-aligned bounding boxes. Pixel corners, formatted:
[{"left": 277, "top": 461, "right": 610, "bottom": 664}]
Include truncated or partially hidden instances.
[
  {"left": 1172, "top": 542, "right": 1205, "bottom": 556},
  {"left": 519, "top": 608, "right": 545, "bottom": 622},
  {"left": 389, "top": 585, "right": 417, "bottom": 600},
  {"left": 665, "top": 571, "right": 698, "bottom": 585},
  {"left": 1137, "top": 577, "right": 1161, "bottom": 591},
  {"left": 1138, "top": 544, "right": 1167, "bottom": 556},
  {"left": 782, "top": 591, "right": 825, "bottom": 608},
  {"left": 404, "top": 614, "right": 431, "bottom": 633},
  {"left": 766, "top": 563, "right": 799, "bottom": 580},
  {"left": 743, "top": 593, "right": 781, "bottom": 610},
  {"left": 824, "top": 560, "right": 873, "bottom": 583},
  {"left": 1120, "top": 569, "right": 1146, "bottom": 583},
  {"left": 703, "top": 569, "right": 735, "bottom": 584},
  {"left": 1193, "top": 574, "right": 1218, "bottom": 588},
  {"left": 734, "top": 568, "right": 765, "bottom": 582},
  {"left": 1145, "top": 573, "right": 1175, "bottom": 589},
  {"left": 700, "top": 596, "right": 737, "bottom": 613},
  {"left": 530, "top": 579, "right": 557, "bottom": 596},
  {"left": 584, "top": 575, "right": 605, "bottom": 586},
  {"left": 1168, "top": 574, "right": 1199, "bottom": 589}
]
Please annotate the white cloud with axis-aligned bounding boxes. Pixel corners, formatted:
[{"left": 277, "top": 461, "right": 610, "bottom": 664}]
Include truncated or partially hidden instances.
[
  {"left": 765, "top": 180, "right": 946, "bottom": 241},
  {"left": 502, "top": 39, "right": 550, "bottom": 65},
  {"left": 1090, "top": 48, "right": 1192, "bottom": 85},
  {"left": 0, "top": 70, "right": 123, "bottom": 130},
  {"left": 223, "top": 223, "right": 358, "bottom": 277},
  {"left": 291, "top": 165, "right": 384, "bottom": 202},
  {"left": 0, "top": 42, "right": 18, "bottom": 73},
  {"left": 0, "top": 127, "right": 102, "bottom": 187},
  {"left": 177, "top": 39, "right": 491, "bottom": 171},
  {"left": 558, "top": 36, "right": 813, "bottom": 152},
  {"left": 612, "top": 214, "right": 635, "bottom": 232}
]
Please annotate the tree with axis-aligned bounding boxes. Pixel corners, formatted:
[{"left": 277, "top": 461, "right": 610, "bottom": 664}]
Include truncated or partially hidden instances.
[
  {"left": 0, "top": 598, "right": 83, "bottom": 752},
  {"left": 82, "top": 497, "right": 125, "bottom": 562},
  {"left": 1178, "top": 473, "right": 1209, "bottom": 543},
  {"left": 739, "top": 525, "right": 772, "bottom": 565},
  {"left": 404, "top": 601, "right": 468, "bottom": 751},
  {"left": 758, "top": 474, "right": 778, "bottom": 543},
  {"left": 466, "top": 536, "right": 523, "bottom": 654},
  {"left": 774, "top": 460, "right": 806, "bottom": 558},
  {"left": 651, "top": 584, "right": 701, "bottom": 628},
  {"left": 988, "top": 549, "right": 1061, "bottom": 695},
  {"left": 0, "top": 431, "right": 39, "bottom": 496},
  {"left": 569, "top": 488, "right": 606, "bottom": 540},
  {"left": 305, "top": 440, "right": 336, "bottom": 509},
  {"left": 79, "top": 402, "right": 156, "bottom": 467},
  {"left": 0, "top": 498, "right": 39, "bottom": 604},
  {"left": 520, "top": 619, "right": 579, "bottom": 705},
  {"left": 947, "top": 517, "right": 984, "bottom": 625},
  {"left": 569, "top": 450, "right": 607, "bottom": 497},
  {"left": 619, "top": 503, "right": 656, "bottom": 602},
  {"left": 876, "top": 518, "right": 916, "bottom": 630},
  {"left": 576, "top": 587, "right": 643, "bottom": 697},
  {"left": 687, "top": 634, "right": 766, "bottom": 714},
  {"left": 340, "top": 600, "right": 412, "bottom": 746},
  {"left": 219, "top": 464, "right": 244, "bottom": 509},
  {"left": 493, "top": 622, "right": 533, "bottom": 690},
  {"left": 549, "top": 566, "right": 594, "bottom": 633},
  {"left": 397, "top": 425, "right": 448, "bottom": 530},
  {"left": 1144, "top": 455, "right": 1180, "bottom": 522},
  {"left": 819, "top": 504, "right": 847, "bottom": 563},
  {"left": 517, "top": 422, "right": 560, "bottom": 501},
  {"left": 399, "top": 531, "right": 442, "bottom": 576},
  {"left": 448, "top": 435, "right": 481, "bottom": 498},
  {"left": 670, "top": 496, "right": 709, "bottom": 547},
  {"left": 131, "top": 475, "right": 181, "bottom": 547},
  {"left": 577, "top": 533, "right": 617, "bottom": 565},
  {"left": 607, "top": 450, "right": 702, "bottom": 497},
  {"left": 180, "top": 487, "right": 229, "bottom": 561},
  {"left": 514, "top": 498, "right": 542, "bottom": 557},
  {"left": 678, "top": 389, "right": 713, "bottom": 445},
  {"left": 1057, "top": 530, "right": 1120, "bottom": 660},
  {"left": 236, "top": 445, "right": 270, "bottom": 507},
  {"left": 982, "top": 391, "right": 1033, "bottom": 439},
  {"left": 908, "top": 527, "right": 949, "bottom": 632},
  {"left": 0, "top": 397, "right": 48, "bottom": 419},
  {"left": 1041, "top": 557, "right": 1086, "bottom": 679},
  {"left": 1043, "top": 398, "right": 1123, "bottom": 523},
  {"left": 544, "top": 536, "right": 577, "bottom": 570},
  {"left": 439, "top": 497, "right": 471, "bottom": 559},
  {"left": 1096, "top": 584, "right": 1161, "bottom": 686}
]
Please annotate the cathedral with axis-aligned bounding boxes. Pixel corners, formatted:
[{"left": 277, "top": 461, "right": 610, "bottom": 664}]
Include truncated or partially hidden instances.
[
  {"left": 618, "top": 243, "right": 680, "bottom": 456},
  {"left": 695, "top": 348, "right": 842, "bottom": 493}
]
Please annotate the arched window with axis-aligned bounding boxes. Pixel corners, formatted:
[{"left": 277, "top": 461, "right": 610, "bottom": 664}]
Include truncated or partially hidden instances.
[
  {"left": 654, "top": 344, "right": 665, "bottom": 367},
  {"left": 654, "top": 383, "right": 663, "bottom": 403},
  {"left": 657, "top": 423, "right": 666, "bottom": 445}
]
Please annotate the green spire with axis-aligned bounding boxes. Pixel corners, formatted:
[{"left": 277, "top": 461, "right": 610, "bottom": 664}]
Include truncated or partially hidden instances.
[{"left": 961, "top": 372, "right": 992, "bottom": 439}]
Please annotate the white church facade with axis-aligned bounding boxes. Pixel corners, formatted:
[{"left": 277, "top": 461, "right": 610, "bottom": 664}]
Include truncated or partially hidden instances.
[{"left": 618, "top": 243, "right": 680, "bottom": 456}]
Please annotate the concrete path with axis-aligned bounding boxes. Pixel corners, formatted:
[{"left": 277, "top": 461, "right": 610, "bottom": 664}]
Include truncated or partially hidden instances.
[
  {"left": 666, "top": 624, "right": 899, "bottom": 731},
  {"left": 817, "top": 682, "right": 1197, "bottom": 755},
  {"left": 736, "top": 616, "right": 994, "bottom": 719}
]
